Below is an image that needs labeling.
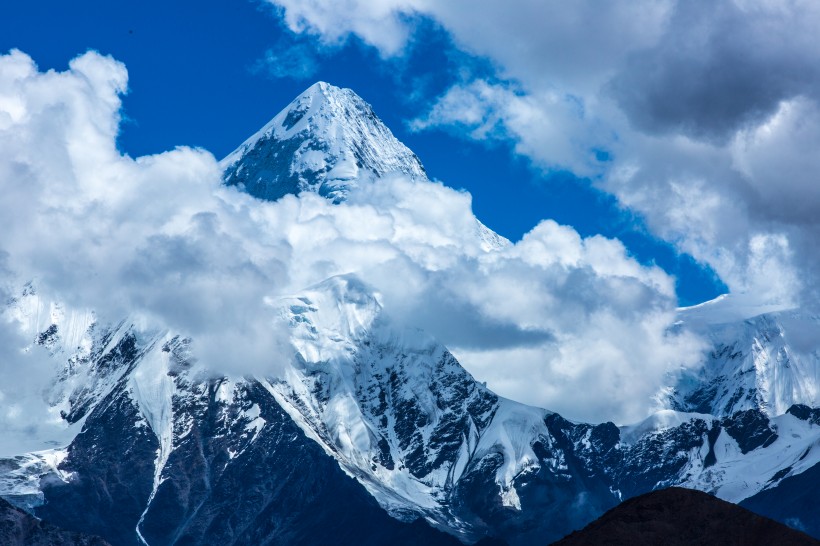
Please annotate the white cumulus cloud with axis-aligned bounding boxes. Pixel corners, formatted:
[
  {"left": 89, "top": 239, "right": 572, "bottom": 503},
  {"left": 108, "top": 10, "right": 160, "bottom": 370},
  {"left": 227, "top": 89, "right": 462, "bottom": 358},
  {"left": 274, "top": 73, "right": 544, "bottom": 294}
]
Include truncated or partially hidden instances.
[
  {"left": 0, "top": 50, "right": 708, "bottom": 428},
  {"left": 265, "top": 0, "right": 820, "bottom": 312}
]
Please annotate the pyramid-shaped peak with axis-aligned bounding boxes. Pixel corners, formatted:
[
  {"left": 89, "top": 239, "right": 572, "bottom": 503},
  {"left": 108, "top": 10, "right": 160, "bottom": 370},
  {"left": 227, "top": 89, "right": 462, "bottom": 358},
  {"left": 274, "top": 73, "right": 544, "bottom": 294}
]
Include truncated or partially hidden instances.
[
  {"left": 273, "top": 81, "right": 380, "bottom": 136},
  {"left": 292, "top": 81, "right": 352, "bottom": 107},
  {"left": 298, "top": 81, "right": 370, "bottom": 102},
  {"left": 307, "top": 80, "right": 332, "bottom": 92},
  {"left": 302, "top": 80, "right": 341, "bottom": 96},
  {"left": 221, "top": 82, "right": 426, "bottom": 203}
]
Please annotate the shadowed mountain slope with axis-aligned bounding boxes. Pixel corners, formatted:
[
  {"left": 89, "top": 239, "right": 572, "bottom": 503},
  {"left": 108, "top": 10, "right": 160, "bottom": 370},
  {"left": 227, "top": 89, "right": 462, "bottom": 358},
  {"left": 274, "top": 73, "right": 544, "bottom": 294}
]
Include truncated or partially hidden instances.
[{"left": 0, "top": 497, "right": 111, "bottom": 546}]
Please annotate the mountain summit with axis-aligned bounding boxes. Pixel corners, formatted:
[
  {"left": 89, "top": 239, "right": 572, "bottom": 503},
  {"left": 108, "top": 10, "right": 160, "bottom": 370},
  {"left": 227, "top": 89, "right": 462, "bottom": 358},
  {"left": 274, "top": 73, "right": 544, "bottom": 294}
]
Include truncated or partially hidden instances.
[{"left": 221, "top": 82, "right": 427, "bottom": 203}]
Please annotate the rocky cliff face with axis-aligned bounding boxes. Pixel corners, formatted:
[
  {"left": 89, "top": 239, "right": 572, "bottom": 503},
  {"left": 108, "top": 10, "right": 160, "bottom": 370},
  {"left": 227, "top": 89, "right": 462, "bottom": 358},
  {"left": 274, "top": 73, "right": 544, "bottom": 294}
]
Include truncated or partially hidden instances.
[{"left": 29, "top": 324, "right": 460, "bottom": 546}]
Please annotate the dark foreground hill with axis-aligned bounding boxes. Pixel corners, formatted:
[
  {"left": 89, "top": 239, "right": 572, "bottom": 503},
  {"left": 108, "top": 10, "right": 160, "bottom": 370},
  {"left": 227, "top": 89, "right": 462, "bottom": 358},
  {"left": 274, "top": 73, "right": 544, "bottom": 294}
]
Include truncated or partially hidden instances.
[
  {"left": 0, "top": 497, "right": 110, "bottom": 546},
  {"left": 551, "top": 487, "right": 820, "bottom": 546}
]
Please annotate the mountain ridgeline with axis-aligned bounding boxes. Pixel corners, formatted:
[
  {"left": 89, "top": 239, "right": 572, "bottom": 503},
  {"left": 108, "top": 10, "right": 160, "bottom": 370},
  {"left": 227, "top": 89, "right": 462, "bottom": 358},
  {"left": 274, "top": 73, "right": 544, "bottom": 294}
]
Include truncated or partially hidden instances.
[{"left": 1, "top": 82, "right": 818, "bottom": 545}]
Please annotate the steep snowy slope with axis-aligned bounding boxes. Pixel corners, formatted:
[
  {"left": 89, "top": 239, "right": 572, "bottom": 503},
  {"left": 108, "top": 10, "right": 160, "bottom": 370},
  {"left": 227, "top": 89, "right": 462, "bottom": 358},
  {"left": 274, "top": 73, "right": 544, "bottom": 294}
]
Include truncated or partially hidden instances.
[
  {"left": 3, "top": 263, "right": 819, "bottom": 544},
  {"left": 618, "top": 408, "right": 820, "bottom": 502},
  {"left": 741, "top": 407, "right": 820, "bottom": 538},
  {"left": 265, "top": 275, "right": 617, "bottom": 542},
  {"left": 1, "top": 283, "right": 156, "bottom": 457},
  {"left": 263, "top": 277, "right": 820, "bottom": 543},
  {"left": 0, "top": 295, "right": 461, "bottom": 546},
  {"left": 668, "top": 296, "right": 820, "bottom": 417},
  {"left": 0, "top": 276, "right": 617, "bottom": 544}
]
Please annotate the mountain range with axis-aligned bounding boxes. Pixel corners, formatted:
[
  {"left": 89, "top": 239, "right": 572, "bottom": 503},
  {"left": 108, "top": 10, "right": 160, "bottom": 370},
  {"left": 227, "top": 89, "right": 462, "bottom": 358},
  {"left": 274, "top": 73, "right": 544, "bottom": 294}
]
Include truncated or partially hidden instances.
[{"left": 0, "top": 82, "right": 818, "bottom": 545}]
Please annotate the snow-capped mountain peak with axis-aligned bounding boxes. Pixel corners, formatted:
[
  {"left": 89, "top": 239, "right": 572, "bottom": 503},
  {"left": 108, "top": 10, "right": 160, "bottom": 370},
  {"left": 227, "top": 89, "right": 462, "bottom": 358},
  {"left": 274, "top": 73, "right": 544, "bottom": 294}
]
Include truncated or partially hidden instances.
[
  {"left": 283, "top": 274, "right": 387, "bottom": 365},
  {"left": 221, "top": 81, "right": 426, "bottom": 203},
  {"left": 221, "top": 81, "right": 510, "bottom": 252},
  {"left": 668, "top": 297, "right": 820, "bottom": 418}
]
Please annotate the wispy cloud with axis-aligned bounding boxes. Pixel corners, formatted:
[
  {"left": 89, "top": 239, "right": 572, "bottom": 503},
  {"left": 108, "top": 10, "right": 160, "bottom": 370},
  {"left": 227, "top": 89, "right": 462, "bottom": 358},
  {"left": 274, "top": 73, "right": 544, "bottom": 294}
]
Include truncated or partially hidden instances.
[{"left": 252, "top": 38, "right": 322, "bottom": 80}]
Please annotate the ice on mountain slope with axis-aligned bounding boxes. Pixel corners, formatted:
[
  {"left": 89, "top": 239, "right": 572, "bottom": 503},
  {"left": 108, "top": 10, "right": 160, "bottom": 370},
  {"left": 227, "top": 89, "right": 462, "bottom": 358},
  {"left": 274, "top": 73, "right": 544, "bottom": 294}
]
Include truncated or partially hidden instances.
[
  {"left": 128, "top": 335, "right": 177, "bottom": 546},
  {"left": 0, "top": 285, "right": 116, "bottom": 455},
  {"left": 7, "top": 284, "right": 95, "bottom": 361},
  {"left": 0, "top": 283, "right": 184, "bottom": 516},
  {"left": 0, "top": 449, "right": 71, "bottom": 511},
  {"left": 668, "top": 295, "right": 820, "bottom": 417},
  {"left": 266, "top": 274, "right": 552, "bottom": 532},
  {"left": 621, "top": 408, "right": 820, "bottom": 504},
  {"left": 221, "top": 81, "right": 426, "bottom": 203},
  {"left": 5, "top": 282, "right": 180, "bottom": 450},
  {"left": 686, "top": 412, "right": 820, "bottom": 502}
]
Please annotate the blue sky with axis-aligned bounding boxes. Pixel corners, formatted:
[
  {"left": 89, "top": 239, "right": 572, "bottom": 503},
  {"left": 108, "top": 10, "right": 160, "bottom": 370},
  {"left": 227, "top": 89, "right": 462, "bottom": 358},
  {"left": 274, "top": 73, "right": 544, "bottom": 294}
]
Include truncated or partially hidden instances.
[{"left": 1, "top": 0, "right": 727, "bottom": 305}]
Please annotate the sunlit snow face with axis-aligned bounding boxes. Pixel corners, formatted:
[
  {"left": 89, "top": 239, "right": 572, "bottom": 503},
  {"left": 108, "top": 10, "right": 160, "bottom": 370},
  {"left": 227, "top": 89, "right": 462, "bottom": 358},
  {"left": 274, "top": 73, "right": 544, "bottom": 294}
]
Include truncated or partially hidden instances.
[{"left": 0, "top": 50, "right": 704, "bottom": 427}]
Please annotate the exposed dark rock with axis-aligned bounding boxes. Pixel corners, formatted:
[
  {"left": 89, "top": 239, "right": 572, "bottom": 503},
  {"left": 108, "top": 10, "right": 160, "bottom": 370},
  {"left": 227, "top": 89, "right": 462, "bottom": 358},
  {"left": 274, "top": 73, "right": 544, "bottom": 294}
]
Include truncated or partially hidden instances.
[
  {"left": 37, "top": 372, "right": 461, "bottom": 546},
  {"left": 618, "top": 418, "right": 710, "bottom": 498},
  {"left": 37, "top": 375, "right": 158, "bottom": 546},
  {"left": 787, "top": 404, "right": 820, "bottom": 425},
  {"left": 721, "top": 409, "right": 778, "bottom": 454}
]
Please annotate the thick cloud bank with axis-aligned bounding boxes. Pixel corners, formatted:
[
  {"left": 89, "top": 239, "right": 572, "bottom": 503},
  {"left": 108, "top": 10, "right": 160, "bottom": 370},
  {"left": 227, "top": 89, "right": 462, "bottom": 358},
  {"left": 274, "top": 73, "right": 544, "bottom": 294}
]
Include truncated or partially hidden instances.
[
  {"left": 268, "top": 0, "right": 820, "bottom": 311},
  {"left": 0, "top": 50, "right": 704, "bottom": 429}
]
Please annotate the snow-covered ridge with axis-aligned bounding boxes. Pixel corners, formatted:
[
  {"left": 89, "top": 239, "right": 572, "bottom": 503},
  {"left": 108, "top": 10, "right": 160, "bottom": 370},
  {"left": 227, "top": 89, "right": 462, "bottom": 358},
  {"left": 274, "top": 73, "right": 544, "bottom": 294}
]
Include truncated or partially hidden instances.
[
  {"left": 268, "top": 276, "right": 820, "bottom": 534},
  {"left": 677, "top": 292, "right": 796, "bottom": 325},
  {"left": 668, "top": 297, "right": 820, "bottom": 418},
  {"left": 620, "top": 407, "right": 820, "bottom": 504},
  {"left": 267, "top": 274, "right": 550, "bottom": 532},
  {"left": 682, "top": 410, "right": 820, "bottom": 503},
  {"left": 1, "top": 286, "right": 104, "bottom": 456},
  {"left": 4, "top": 273, "right": 819, "bottom": 542}
]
